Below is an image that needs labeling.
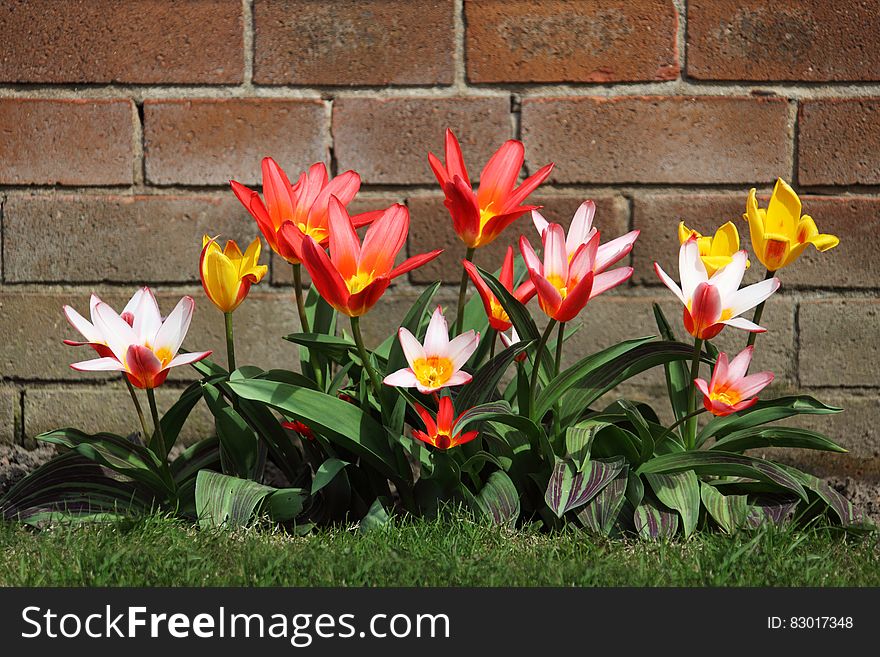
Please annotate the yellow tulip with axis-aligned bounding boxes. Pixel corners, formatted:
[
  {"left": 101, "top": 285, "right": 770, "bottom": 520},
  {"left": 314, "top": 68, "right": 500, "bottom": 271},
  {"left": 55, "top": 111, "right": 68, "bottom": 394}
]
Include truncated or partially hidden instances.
[
  {"left": 199, "top": 235, "right": 268, "bottom": 313},
  {"left": 677, "top": 220, "right": 747, "bottom": 277},
  {"left": 744, "top": 178, "right": 839, "bottom": 271}
]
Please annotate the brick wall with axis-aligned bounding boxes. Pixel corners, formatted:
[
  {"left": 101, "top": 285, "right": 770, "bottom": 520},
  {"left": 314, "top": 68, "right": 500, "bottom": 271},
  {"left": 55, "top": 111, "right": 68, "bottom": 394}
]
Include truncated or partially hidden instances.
[{"left": 1, "top": 1, "right": 878, "bottom": 479}]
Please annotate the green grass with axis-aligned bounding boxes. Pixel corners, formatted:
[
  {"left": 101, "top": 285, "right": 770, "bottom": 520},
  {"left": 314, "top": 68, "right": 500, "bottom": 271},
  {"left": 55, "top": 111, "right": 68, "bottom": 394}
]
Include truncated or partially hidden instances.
[{"left": 1, "top": 515, "right": 877, "bottom": 587}]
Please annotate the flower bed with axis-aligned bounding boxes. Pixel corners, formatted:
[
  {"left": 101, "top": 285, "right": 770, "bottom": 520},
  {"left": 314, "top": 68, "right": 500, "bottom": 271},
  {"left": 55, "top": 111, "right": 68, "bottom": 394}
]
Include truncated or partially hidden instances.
[{"left": 0, "top": 130, "right": 868, "bottom": 538}]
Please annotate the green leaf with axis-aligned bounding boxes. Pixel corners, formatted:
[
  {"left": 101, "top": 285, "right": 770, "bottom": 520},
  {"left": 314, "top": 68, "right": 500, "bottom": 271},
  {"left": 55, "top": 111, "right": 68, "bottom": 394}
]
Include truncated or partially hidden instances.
[
  {"left": 227, "top": 379, "right": 401, "bottom": 482},
  {"left": 637, "top": 451, "right": 807, "bottom": 501},
  {"left": 697, "top": 395, "right": 842, "bottom": 445},
  {"left": 451, "top": 400, "right": 511, "bottom": 434},
  {"left": 375, "top": 283, "right": 440, "bottom": 362},
  {"left": 266, "top": 488, "right": 307, "bottom": 522},
  {"left": 780, "top": 465, "right": 862, "bottom": 526},
  {"left": 619, "top": 400, "right": 656, "bottom": 464},
  {"left": 710, "top": 427, "right": 847, "bottom": 454},
  {"left": 170, "top": 437, "right": 221, "bottom": 485},
  {"left": 311, "top": 458, "right": 350, "bottom": 495},
  {"left": 576, "top": 466, "right": 628, "bottom": 535},
  {"left": 474, "top": 470, "right": 520, "bottom": 526},
  {"left": 652, "top": 303, "right": 691, "bottom": 426},
  {"left": 201, "top": 382, "right": 260, "bottom": 479},
  {"left": 634, "top": 500, "right": 679, "bottom": 540},
  {"left": 359, "top": 498, "right": 392, "bottom": 534},
  {"left": 644, "top": 471, "right": 700, "bottom": 537},
  {"left": 545, "top": 457, "right": 626, "bottom": 518},
  {"left": 700, "top": 482, "right": 748, "bottom": 534},
  {"left": 564, "top": 420, "right": 605, "bottom": 467},
  {"left": 475, "top": 265, "right": 539, "bottom": 341},
  {"left": 455, "top": 340, "right": 533, "bottom": 409},
  {"left": 159, "top": 380, "right": 209, "bottom": 458},
  {"left": 284, "top": 333, "right": 356, "bottom": 361},
  {"left": 745, "top": 498, "right": 799, "bottom": 528},
  {"left": 194, "top": 470, "right": 274, "bottom": 529}
]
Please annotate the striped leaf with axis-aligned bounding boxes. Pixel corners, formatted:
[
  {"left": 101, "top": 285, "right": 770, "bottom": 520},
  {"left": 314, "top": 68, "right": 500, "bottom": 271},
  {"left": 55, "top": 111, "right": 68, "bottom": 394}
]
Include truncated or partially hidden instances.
[
  {"left": 195, "top": 470, "right": 273, "bottom": 529},
  {"left": 565, "top": 420, "right": 607, "bottom": 467},
  {"left": 545, "top": 457, "right": 625, "bottom": 518},
  {"left": 710, "top": 427, "right": 847, "bottom": 454},
  {"left": 577, "top": 466, "right": 628, "bottom": 535},
  {"left": 634, "top": 500, "right": 679, "bottom": 540},
  {"left": 780, "top": 466, "right": 862, "bottom": 526},
  {"left": 475, "top": 471, "right": 520, "bottom": 526},
  {"left": 644, "top": 471, "right": 700, "bottom": 537},
  {"left": 745, "top": 498, "right": 799, "bottom": 528},
  {"left": 700, "top": 482, "right": 748, "bottom": 533},
  {"left": 652, "top": 303, "right": 690, "bottom": 424}
]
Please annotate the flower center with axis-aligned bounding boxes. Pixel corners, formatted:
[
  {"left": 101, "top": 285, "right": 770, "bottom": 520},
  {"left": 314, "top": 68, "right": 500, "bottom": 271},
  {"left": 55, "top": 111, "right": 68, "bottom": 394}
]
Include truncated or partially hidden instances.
[
  {"left": 155, "top": 347, "right": 174, "bottom": 367},
  {"left": 346, "top": 271, "right": 373, "bottom": 294},
  {"left": 479, "top": 203, "right": 496, "bottom": 229},
  {"left": 299, "top": 223, "right": 329, "bottom": 244},
  {"left": 489, "top": 299, "right": 510, "bottom": 323},
  {"left": 710, "top": 389, "right": 741, "bottom": 406},
  {"left": 546, "top": 273, "right": 568, "bottom": 299},
  {"left": 434, "top": 432, "right": 452, "bottom": 449},
  {"left": 412, "top": 356, "right": 454, "bottom": 389}
]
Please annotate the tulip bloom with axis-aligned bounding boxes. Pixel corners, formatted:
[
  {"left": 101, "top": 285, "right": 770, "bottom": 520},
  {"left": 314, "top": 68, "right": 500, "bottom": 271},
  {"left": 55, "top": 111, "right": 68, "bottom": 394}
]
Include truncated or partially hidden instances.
[
  {"left": 383, "top": 306, "right": 479, "bottom": 393},
  {"left": 230, "top": 158, "right": 379, "bottom": 264},
  {"left": 463, "top": 246, "right": 535, "bottom": 331},
  {"left": 199, "top": 235, "right": 268, "bottom": 313},
  {"left": 532, "top": 201, "right": 640, "bottom": 269},
  {"left": 499, "top": 326, "right": 528, "bottom": 362},
  {"left": 412, "top": 396, "right": 478, "bottom": 450},
  {"left": 63, "top": 289, "right": 149, "bottom": 359},
  {"left": 69, "top": 288, "right": 211, "bottom": 389},
  {"left": 300, "top": 197, "right": 442, "bottom": 317},
  {"left": 695, "top": 347, "right": 774, "bottom": 416},
  {"left": 520, "top": 221, "right": 635, "bottom": 323},
  {"left": 655, "top": 238, "right": 781, "bottom": 340},
  {"left": 678, "top": 220, "right": 748, "bottom": 277},
  {"left": 744, "top": 178, "right": 839, "bottom": 271},
  {"left": 428, "top": 128, "right": 554, "bottom": 248},
  {"left": 282, "top": 420, "right": 315, "bottom": 441}
]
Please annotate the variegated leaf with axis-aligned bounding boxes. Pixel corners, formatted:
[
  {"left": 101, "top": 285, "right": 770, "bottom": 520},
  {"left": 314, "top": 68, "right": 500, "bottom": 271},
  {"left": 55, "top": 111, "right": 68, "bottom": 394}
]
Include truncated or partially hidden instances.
[
  {"left": 476, "top": 471, "right": 520, "bottom": 526},
  {"left": 700, "top": 482, "right": 748, "bottom": 533},
  {"left": 645, "top": 471, "right": 700, "bottom": 537},
  {"left": 577, "top": 466, "right": 628, "bottom": 535},
  {"left": 634, "top": 500, "right": 679, "bottom": 540},
  {"left": 745, "top": 498, "right": 799, "bottom": 528},
  {"left": 545, "top": 457, "right": 626, "bottom": 518}
]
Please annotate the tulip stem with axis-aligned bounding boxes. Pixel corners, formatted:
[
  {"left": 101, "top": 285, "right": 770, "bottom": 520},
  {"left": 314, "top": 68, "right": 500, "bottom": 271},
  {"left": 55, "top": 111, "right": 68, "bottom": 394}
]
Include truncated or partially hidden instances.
[
  {"left": 553, "top": 322, "right": 565, "bottom": 437},
  {"left": 529, "top": 319, "right": 557, "bottom": 420},
  {"left": 224, "top": 312, "right": 236, "bottom": 372},
  {"left": 685, "top": 337, "right": 704, "bottom": 450},
  {"left": 292, "top": 263, "right": 311, "bottom": 334},
  {"left": 488, "top": 328, "right": 497, "bottom": 360},
  {"left": 659, "top": 408, "right": 707, "bottom": 450},
  {"left": 455, "top": 247, "right": 476, "bottom": 334},
  {"left": 146, "top": 388, "right": 167, "bottom": 459},
  {"left": 746, "top": 269, "right": 776, "bottom": 350},
  {"left": 350, "top": 316, "right": 382, "bottom": 398},
  {"left": 124, "top": 377, "right": 150, "bottom": 442}
]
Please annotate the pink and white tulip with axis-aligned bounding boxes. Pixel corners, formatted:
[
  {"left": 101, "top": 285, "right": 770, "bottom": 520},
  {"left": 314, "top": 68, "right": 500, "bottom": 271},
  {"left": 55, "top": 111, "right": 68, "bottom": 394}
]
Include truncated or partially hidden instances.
[
  {"left": 499, "top": 326, "right": 528, "bottom": 362},
  {"left": 654, "top": 237, "right": 781, "bottom": 340},
  {"left": 68, "top": 287, "right": 211, "bottom": 389},
  {"left": 519, "top": 219, "right": 635, "bottom": 322},
  {"left": 383, "top": 306, "right": 479, "bottom": 394},
  {"left": 64, "top": 288, "right": 151, "bottom": 358},
  {"left": 695, "top": 346, "right": 774, "bottom": 416},
  {"left": 532, "top": 201, "right": 640, "bottom": 271}
]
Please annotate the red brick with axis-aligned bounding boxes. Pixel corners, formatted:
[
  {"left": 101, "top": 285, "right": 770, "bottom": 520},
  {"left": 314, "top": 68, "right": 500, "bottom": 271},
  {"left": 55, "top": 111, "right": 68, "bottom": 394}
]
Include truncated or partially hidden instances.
[
  {"left": 632, "top": 193, "right": 880, "bottom": 289},
  {"left": 0, "top": 99, "right": 134, "bottom": 186},
  {"left": 3, "top": 194, "right": 261, "bottom": 283},
  {"left": 253, "top": 0, "right": 454, "bottom": 86},
  {"left": 799, "top": 99, "right": 880, "bottom": 186},
  {"left": 799, "top": 299, "right": 880, "bottom": 388},
  {"left": 521, "top": 96, "right": 791, "bottom": 184},
  {"left": 465, "top": 0, "right": 678, "bottom": 83},
  {"left": 408, "top": 193, "right": 629, "bottom": 284},
  {"left": 0, "top": 1, "right": 242, "bottom": 84},
  {"left": 144, "top": 99, "right": 327, "bottom": 186},
  {"left": 687, "top": 0, "right": 880, "bottom": 81},
  {"left": 332, "top": 97, "right": 511, "bottom": 185}
]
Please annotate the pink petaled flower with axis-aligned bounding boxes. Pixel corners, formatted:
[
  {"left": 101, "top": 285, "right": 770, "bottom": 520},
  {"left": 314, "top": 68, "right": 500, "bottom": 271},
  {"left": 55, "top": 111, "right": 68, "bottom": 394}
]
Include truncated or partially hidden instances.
[
  {"left": 63, "top": 288, "right": 151, "bottom": 358},
  {"left": 383, "top": 306, "right": 479, "bottom": 394},
  {"left": 499, "top": 326, "right": 528, "bottom": 362},
  {"left": 67, "top": 287, "right": 211, "bottom": 389},
  {"left": 695, "top": 347, "right": 774, "bottom": 416},
  {"left": 655, "top": 237, "right": 781, "bottom": 340},
  {"left": 519, "top": 217, "right": 635, "bottom": 322}
]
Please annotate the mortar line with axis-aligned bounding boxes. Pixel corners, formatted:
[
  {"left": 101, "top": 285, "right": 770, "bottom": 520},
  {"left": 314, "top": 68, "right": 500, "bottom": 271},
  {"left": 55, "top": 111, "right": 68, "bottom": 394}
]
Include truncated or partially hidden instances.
[
  {"left": 134, "top": 101, "right": 146, "bottom": 186},
  {"left": 0, "top": 193, "right": 5, "bottom": 284},
  {"left": 326, "top": 98, "right": 338, "bottom": 176},
  {"left": 18, "top": 388, "right": 25, "bottom": 446},
  {"left": 675, "top": 0, "right": 687, "bottom": 81},
  {"left": 453, "top": 0, "right": 466, "bottom": 90},
  {"left": 791, "top": 99, "right": 801, "bottom": 185},
  {"left": 793, "top": 299, "right": 802, "bottom": 388},
  {"left": 242, "top": 0, "right": 255, "bottom": 89}
]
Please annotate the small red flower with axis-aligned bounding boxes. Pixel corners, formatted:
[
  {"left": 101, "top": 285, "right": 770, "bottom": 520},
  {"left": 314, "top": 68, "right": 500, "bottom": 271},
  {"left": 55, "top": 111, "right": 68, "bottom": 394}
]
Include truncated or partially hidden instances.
[
  {"left": 412, "top": 397, "right": 478, "bottom": 450},
  {"left": 283, "top": 420, "right": 315, "bottom": 441}
]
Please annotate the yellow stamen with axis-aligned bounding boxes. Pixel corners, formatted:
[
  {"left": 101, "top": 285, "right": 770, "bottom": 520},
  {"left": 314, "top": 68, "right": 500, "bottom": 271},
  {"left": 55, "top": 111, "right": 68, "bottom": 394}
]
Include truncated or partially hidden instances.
[
  {"left": 155, "top": 347, "right": 173, "bottom": 367},
  {"left": 346, "top": 271, "right": 373, "bottom": 294},
  {"left": 412, "top": 356, "right": 454, "bottom": 389},
  {"left": 719, "top": 308, "right": 733, "bottom": 321},
  {"left": 710, "top": 389, "right": 741, "bottom": 406},
  {"left": 479, "top": 203, "right": 495, "bottom": 229},
  {"left": 546, "top": 273, "right": 568, "bottom": 299},
  {"left": 489, "top": 299, "right": 510, "bottom": 323}
]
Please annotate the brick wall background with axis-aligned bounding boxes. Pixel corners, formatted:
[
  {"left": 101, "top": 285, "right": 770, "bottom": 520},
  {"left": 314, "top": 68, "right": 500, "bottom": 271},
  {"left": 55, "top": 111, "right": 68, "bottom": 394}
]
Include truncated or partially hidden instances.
[{"left": 1, "top": 1, "right": 878, "bottom": 481}]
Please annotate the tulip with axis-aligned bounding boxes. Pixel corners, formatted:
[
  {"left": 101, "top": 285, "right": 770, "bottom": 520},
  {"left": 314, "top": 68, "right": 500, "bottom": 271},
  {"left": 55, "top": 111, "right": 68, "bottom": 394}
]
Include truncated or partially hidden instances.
[
  {"left": 654, "top": 238, "right": 780, "bottom": 341},
  {"left": 199, "top": 235, "right": 268, "bottom": 314},
  {"left": 463, "top": 246, "right": 535, "bottom": 332},
  {"left": 532, "top": 201, "right": 640, "bottom": 270},
  {"left": 231, "top": 158, "right": 380, "bottom": 332},
  {"left": 677, "top": 220, "right": 748, "bottom": 277},
  {"left": 695, "top": 347, "right": 774, "bottom": 416},
  {"left": 383, "top": 306, "right": 479, "bottom": 394},
  {"left": 412, "top": 396, "right": 478, "bottom": 450},
  {"left": 520, "top": 222, "right": 634, "bottom": 324},
  {"left": 70, "top": 289, "right": 211, "bottom": 390},
  {"left": 745, "top": 178, "right": 839, "bottom": 272},
  {"left": 282, "top": 420, "right": 315, "bottom": 442},
  {"left": 499, "top": 326, "right": 528, "bottom": 362},
  {"left": 301, "top": 198, "right": 442, "bottom": 319},
  {"left": 429, "top": 129, "right": 554, "bottom": 250}
]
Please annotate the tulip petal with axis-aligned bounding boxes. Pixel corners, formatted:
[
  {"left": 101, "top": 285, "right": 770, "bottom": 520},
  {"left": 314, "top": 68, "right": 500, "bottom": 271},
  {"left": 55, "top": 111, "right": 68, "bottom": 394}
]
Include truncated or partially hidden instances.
[
  {"left": 444, "top": 176, "right": 481, "bottom": 247},
  {"left": 654, "top": 262, "right": 686, "bottom": 306},
  {"left": 505, "top": 161, "right": 554, "bottom": 210},
  {"left": 261, "top": 158, "right": 296, "bottom": 228},
  {"left": 555, "top": 271, "right": 594, "bottom": 322},
  {"left": 92, "top": 302, "right": 139, "bottom": 362},
  {"left": 710, "top": 221, "right": 740, "bottom": 257},
  {"left": 725, "top": 346, "right": 753, "bottom": 382},
  {"left": 680, "top": 238, "right": 707, "bottom": 301},
  {"left": 463, "top": 259, "right": 497, "bottom": 320},
  {"left": 64, "top": 305, "right": 101, "bottom": 343},
  {"left": 351, "top": 209, "right": 384, "bottom": 229},
  {"left": 710, "top": 350, "right": 730, "bottom": 391},
  {"left": 388, "top": 249, "right": 444, "bottom": 281},
  {"left": 531, "top": 273, "right": 564, "bottom": 317},
  {"left": 70, "top": 356, "right": 126, "bottom": 372},
  {"left": 423, "top": 307, "right": 449, "bottom": 355},
  {"left": 727, "top": 276, "right": 780, "bottom": 317},
  {"left": 721, "top": 316, "right": 766, "bottom": 332},
  {"left": 475, "top": 207, "right": 533, "bottom": 247},
  {"left": 327, "top": 196, "right": 361, "bottom": 279},
  {"left": 543, "top": 223, "right": 569, "bottom": 281},
  {"left": 694, "top": 378, "right": 711, "bottom": 398},
  {"left": 359, "top": 204, "right": 408, "bottom": 277},
  {"left": 689, "top": 282, "right": 722, "bottom": 337},
  {"left": 443, "top": 128, "right": 470, "bottom": 187},
  {"left": 415, "top": 404, "right": 437, "bottom": 436},
  {"left": 166, "top": 351, "right": 212, "bottom": 369},
  {"left": 153, "top": 296, "right": 195, "bottom": 358},
  {"left": 594, "top": 230, "right": 639, "bottom": 273},
  {"left": 766, "top": 178, "right": 800, "bottom": 236},
  {"left": 731, "top": 371, "right": 774, "bottom": 399},
  {"left": 446, "top": 330, "right": 480, "bottom": 370},
  {"left": 126, "top": 344, "right": 165, "bottom": 387},
  {"left": 397, "top": 328, "right": 425, "bottom": 368},
  {"left": 301, "top": 236, "right": 351, "bottom": 314},
  {"left": 436, "top": 397, "right": 454, "bottom": 434},
  {"left": 589, "top": 266, "right": 632, "bottom": 299},
  {"left": 531, "top": 210, "right": 550, "bottom": 239},
  {"left": 567, "top": 201, "right": 596, "bottom": 254},
  {"left": 707, "top": 250, "right": 748, "bottom": 301},
  {"left": 477, "top": 140, "right": 524, "bottom": 210},
  {"left": 444, "top": 370, "right": 473, "bottom": 387},
  {"left": 499, "top": 246, "right": 515, "bottom": 290},
  {"left": 519, "top": 235, "right": 543, "bottom": 274}
]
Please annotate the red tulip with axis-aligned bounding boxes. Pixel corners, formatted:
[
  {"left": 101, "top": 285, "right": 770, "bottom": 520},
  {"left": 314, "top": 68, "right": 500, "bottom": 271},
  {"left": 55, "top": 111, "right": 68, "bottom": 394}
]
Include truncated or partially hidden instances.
[
  {"left": 695, "top": 347, "right": 774, "bottom": 416},
  {"left": 462, "top": 246, "right": 536, "bottom": 331},
  {"left": 300, "top": 197, "right": 442, "bottom": 317},
  {"left": 428, "top": 128, "right": 553, "bottom": 249},
  {"left": 411, "top": 396, "right": 478, "bottom": 450},
  {"left": 230, "top": 158, "right": 380, "bottom": 265}
]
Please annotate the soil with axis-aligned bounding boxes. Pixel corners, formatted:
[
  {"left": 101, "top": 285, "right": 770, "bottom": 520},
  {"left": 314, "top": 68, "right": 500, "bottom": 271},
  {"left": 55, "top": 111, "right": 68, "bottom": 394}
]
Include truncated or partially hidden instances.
[{"left": 2, "top": 445, "right": 879, "bottom": 527}]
